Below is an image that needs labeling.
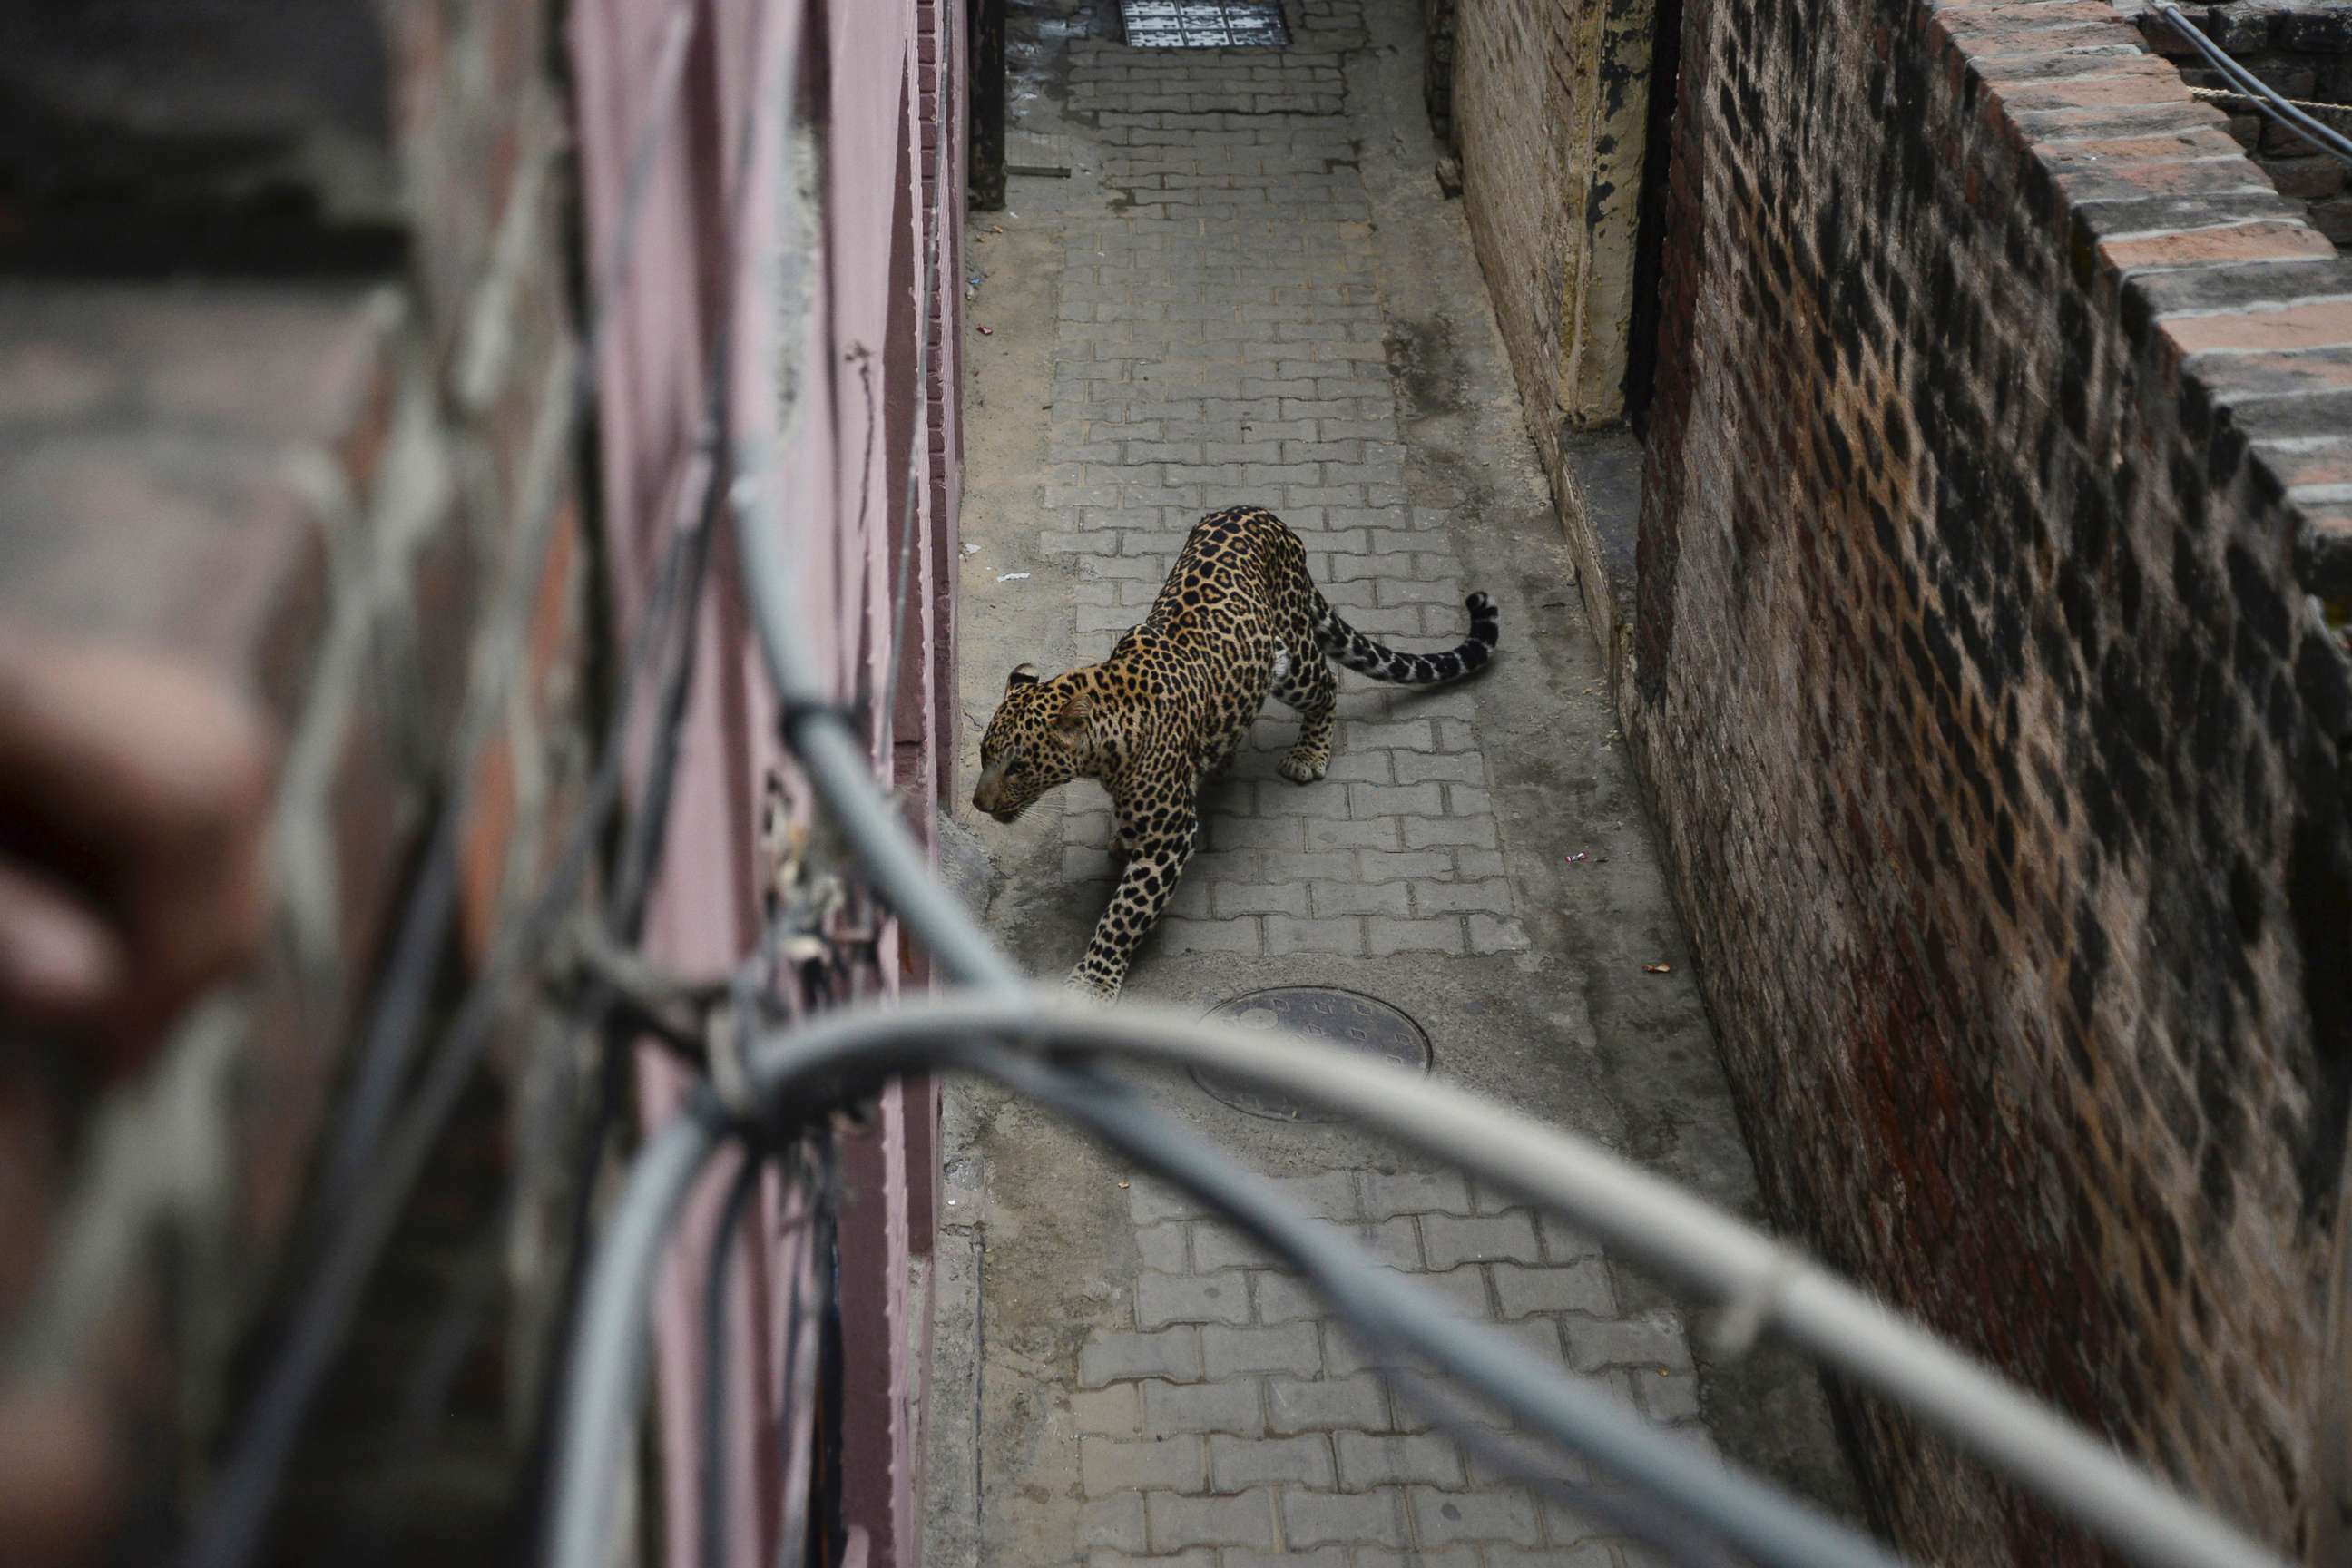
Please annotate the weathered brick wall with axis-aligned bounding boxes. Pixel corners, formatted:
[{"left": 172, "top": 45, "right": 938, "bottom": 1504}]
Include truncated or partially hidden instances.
[
  {"left": 0, "top": 0, "right": 597, "bottom": 1559},
  {"left": 2125, "top": 0, "right": 2352, "bottom": 250},
  {"left": 1632, "top": 0, "right": 2352, "bottom": 1561}
]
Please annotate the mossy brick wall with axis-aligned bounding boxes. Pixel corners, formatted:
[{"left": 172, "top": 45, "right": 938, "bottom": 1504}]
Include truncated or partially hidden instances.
[
  {"left": 1632, "top": 0, "right": 2352, "bottom": 1560},
  {"left": 0, "top": 1, "right": 599, "bottom": 1561}
]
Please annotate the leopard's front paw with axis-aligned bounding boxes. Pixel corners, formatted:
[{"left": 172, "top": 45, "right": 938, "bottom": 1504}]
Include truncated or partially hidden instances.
[
  {"left": 1278, "top": 750, "right": 1329, "bottom": 784},
  {"left": 1063, "top": 965, "right": 1122, "bottom": 1005}
]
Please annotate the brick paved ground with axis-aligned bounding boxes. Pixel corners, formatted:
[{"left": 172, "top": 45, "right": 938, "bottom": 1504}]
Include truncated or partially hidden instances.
[
  {"left": 936, "top": 3, "right": 1857, "bottom": 1567},
  {"left": 1068, "top": 1171, "right": 1709, "bottom": 1567}
]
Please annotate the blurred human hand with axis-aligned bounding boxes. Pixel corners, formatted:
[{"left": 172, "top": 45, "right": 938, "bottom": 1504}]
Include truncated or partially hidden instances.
[
  {"left": 0, "top": 632, "right": 275, "bottom": 1070},
  {"left": 0, "top": 634, "right": 275, "bottom": 1563}
]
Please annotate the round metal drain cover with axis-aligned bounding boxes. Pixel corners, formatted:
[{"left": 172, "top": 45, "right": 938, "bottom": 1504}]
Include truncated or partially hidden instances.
[{"left": 1191, "top": 987, "right": 1431, "bottom": 1122}]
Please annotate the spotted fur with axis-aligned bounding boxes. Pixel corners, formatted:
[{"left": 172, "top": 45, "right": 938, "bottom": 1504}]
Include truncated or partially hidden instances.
[{"left": 972, "top": 505, "right": 1499, "bottom": 1001}]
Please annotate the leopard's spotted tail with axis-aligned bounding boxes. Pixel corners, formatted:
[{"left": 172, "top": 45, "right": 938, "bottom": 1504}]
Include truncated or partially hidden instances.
[{"left": 1315, "top": 592, "right": 1498, "bottom": 684}]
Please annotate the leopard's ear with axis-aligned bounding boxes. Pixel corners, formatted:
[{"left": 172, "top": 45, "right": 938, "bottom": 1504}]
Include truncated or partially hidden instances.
[
  {"left": 1006, "top": 662, "right": 1042, "bottom": 690},
  {"left": 1054, "top": 689, "right": 1094, "bottom": 736}
]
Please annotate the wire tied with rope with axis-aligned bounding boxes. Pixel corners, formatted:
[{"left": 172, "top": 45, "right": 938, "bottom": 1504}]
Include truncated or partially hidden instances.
[{"left": 2156, "top": 3, "right": 2352, "bottom": 167}]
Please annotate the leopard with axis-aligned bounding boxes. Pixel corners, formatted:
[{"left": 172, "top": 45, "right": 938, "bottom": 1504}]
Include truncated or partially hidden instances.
[{"left": 971, "top": 505, "right": 1499, "bottom": 1002}]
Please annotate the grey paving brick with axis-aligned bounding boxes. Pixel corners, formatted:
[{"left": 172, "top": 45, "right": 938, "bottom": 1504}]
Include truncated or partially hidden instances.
[
  {"left": 1447, "top": 783, "right": 1497, "bottom": 816},
  {"left": 1339, "top": 719, "right": 1434, "bottom": 750},
  {"left": 1641, "top": 1369, "right": 1704, "bottom": 1425},
  {"left": 1271, "top": 1171, "right": 1364, "bottom": 1219},
  {"left": 1375, "top": 577, "right": 1465, "bottom": 606},
  {"left": 1195, "top": 1224, "right": 1279, "bottom": 1271},
  {"left": 1355, "top": 848, "right": 1455, "bottom": 884},
  {"left": 1253, "top": 1270, "right": 1324, "bottom": 1324},
  {"left": 1537, "top": 1210, "right": 1605, "bottom": 1262},
  {"left": 1386, "top": 1372, "right": 1514, "bottom": 1435},
  {"left": 1132, "top": 1179, "right": 1210, "bottom": 1224},
  {"left": 1266, "top": 913, "right": 1367, "bottom": 956},
  {"left": 1392, "top": 751, "right": 1486, "bottom": 785},
  {"left": 1309, "top": 879, "right": 1411, "bottom": 917},
  {"left": 1079, "top": 604, "right": 1141, "bottom": 633},
  {"left": 1317, "top": 748, "right": 1393, "bottom": 783},
  {"left": 1305, "top": 818, "right": 1401, "bottom": 852},
  {"left": 1138, "top": 1271, "right": 1253, "bottom": 1328},
  {"left": 1084, "top": 1436, "right": 1207, "bottom": 1495},
  {"left": 1491, "top": 1545, "right": 1614, "bottom": 1568},
  {"left": 1421, "top": 1211, "right": 1542, "bottom": 1269},
  {"left": 1087, "top": 1553, "right": 1215, "bottom": 1568},
  {"left": 1203, "top": 1322, "right": 1323, "bottom": 1377},
  {"left": 1279, "top": 1489, "right": 1407, "bottom": 1548},
  {"left": 1266, "top": 1373, "right": 1389, "bottom": 1434},
  {"left": 1400, "top": 1267, "right": 1494, "bottom": 1318},
  {"left": 1188, "top": 848, "right": 1267, "bottom": 883},
  {"left": 1464, "top": 1427, "right": 1600, "bottom": 1489},
  {"left": 1563, "top": 1310, "right": 1693, "bottom": 1375},
  {"left": 1322, "top": 552, "right": 1411, "bottom": 581},
  {"left": 1223, "top": 1551, "right": 1349, "bottom": 1568},
  {"left": 1402, "top": 816, "right": 1497, "bottom": 850},
  {"left": 1066, "top": 847, "right": 1122, "bottom": 881},
  {"left": 1414, "top": 879, "right": 1515, "bottom": 916},
  {"left": 1084, "top": 1327, "right": 1205, "bottom": 1387},
  {"left": 1323, "top": 1331, "right": 1432, "bottom": 1378},
  {"left": 1153, "top": 916, "right": 1266, "bottom": 956},
  {"left": 1492, "top": 1261, "right": 1616, "bottom": 1318},
  {"left": 1207, "top": 815, "right": 1304, "bottom": 850},
  {"left": 1135, "top": 1223, "right": 1191, "bottom": 1275},
  {"left": 1316, "top": 1215, "right": 1421, "bottom": 1269},
  {"left": 1080, "top": 1494, "right": 1148, "bottom": 1553},
  {"left": 1256, "top": 782, "right": 1350, "bottom": 818},
  {"left": 1256, "top": 848, "right": 1362, "bottom": 882},
  {"left": 1144, "top": 1377, "right": 1266, "bottom": 1437},
  {"left": 1146, "top": 1489, "right": 1278, "bottom": 1550},
  {"left": 1335, "top": 1432, "right": 1465, "bottom": 1490},
  {"left": 1073, "top": 1383, "right": 1145, "bottom": 1436},
  {"left": 1357, "top": 1550, "right": 1482, "bottom": 1568},
  {"left": 1452, "top": 848, "right": 1508, "bottom": 878},
  {"left": 1212, "top": 880, "right": 1312, "bottom": 917},
  {"left": 1408, "top": 1487, "right": 1542, "bottom": 1546},
  {"left": 1365, "top": 916, "right": 1466, "bottom": 956},
  {"left": 1210, "top": 1434, "right": 1337, "bottom": 1489},
  {"left": 1466, "top": 915, "right": 1533, "bottom": 954},
  {"left": 1361, "top": 1171, "right": 1472, "bottom": 1218},
  {"left": 1163, "top": 878, "right": 1212, "bottom": 918}
]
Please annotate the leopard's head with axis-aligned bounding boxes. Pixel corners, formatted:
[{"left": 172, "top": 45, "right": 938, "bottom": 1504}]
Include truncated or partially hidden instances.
[{"left": 972, "top": 663, "right": 1094, "bottom": 823}]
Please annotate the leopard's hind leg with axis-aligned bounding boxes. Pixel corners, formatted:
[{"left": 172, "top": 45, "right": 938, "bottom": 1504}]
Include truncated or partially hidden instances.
[{"left": 1271, "top": 654, "right": 1338, "bottom": 784}]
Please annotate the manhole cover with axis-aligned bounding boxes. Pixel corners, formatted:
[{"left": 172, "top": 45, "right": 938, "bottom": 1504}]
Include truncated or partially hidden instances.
[
  {"left": 1120, "top": 0, "right": 1290, "bottom": 48},
  {"left": 1191, "top": 987, "right": 1431, "bottom": 1122}
]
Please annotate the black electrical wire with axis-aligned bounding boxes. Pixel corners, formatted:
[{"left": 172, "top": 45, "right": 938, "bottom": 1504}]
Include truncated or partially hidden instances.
[{"left": 2158, "top": 4, "right": 2352, "bottom": 166}]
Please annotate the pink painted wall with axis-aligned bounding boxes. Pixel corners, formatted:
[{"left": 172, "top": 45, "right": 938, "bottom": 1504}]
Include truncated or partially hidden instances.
[{"left": 565, "top": 0, "right": 966, "bottom": 1562}]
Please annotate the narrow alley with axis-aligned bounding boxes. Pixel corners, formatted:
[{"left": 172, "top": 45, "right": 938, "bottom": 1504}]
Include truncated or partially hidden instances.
[{"left": 933, "top": 4, "right": 1857, "bottom": 1563}]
